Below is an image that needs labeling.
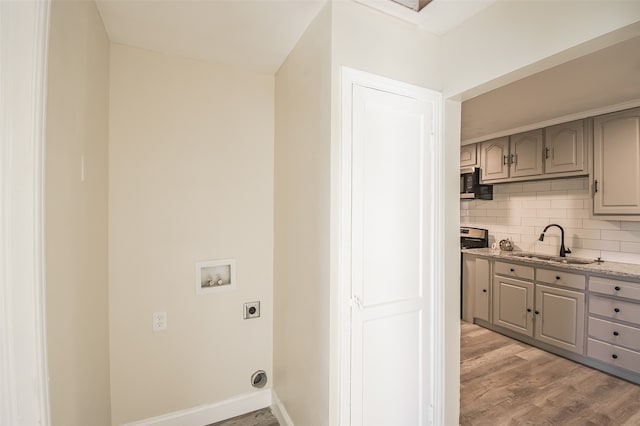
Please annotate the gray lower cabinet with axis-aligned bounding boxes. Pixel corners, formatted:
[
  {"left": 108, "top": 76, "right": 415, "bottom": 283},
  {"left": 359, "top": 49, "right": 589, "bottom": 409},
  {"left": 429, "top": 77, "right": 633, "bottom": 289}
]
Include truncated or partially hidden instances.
[
  {"left": 493, "top": 275, "right": 534, "bottom": 337},
  {"left": 473, "top": 257, "right": 491, "bottom": 322},
  {"left": 534, "top": 284, "right": 585, "bottom": 354},
  {"left": 491, "top": 261, "right": 586, "bottom": 355},
  {"left": 587, "top": 276, "right": 640, "bottom": 375},
  {"left": 474, "top": 256, "right": 640, "bottom": 383}
]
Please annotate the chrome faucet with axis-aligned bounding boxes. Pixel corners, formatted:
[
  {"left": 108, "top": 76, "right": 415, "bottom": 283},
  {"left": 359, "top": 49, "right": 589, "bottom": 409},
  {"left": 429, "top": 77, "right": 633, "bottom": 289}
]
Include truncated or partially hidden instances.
[{"left": 538, "top": 224, "right": 571, "bottom": 257}]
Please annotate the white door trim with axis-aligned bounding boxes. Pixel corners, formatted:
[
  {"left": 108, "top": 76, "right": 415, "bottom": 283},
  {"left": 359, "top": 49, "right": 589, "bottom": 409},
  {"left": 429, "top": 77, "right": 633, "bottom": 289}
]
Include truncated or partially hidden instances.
[
  {"left": 338, "top": 67, "right": 444, "bottom": 425},
  {"left": 0, "top": 1, "right": 51, "bottom": 425}
]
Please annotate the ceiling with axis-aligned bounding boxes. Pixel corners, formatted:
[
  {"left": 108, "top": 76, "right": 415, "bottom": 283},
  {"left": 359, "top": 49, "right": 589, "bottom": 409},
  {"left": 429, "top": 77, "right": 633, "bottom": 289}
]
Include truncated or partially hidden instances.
[
  {"left": 461, "top": 35, "right": 640, "bottom": 142},
  {"left": 96, "top": 0, "right": 494, "bottom": 74}
]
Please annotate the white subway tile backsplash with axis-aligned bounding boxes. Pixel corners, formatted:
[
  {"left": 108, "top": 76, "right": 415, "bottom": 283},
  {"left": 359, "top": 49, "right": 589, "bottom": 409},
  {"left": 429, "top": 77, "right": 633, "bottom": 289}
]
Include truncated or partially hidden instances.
[
  {"left": 601, "top": 230, "right": 640, "bottom": 242},
  {"left": 551, "top": 178, "right": 587, "bottom": 190},
  {"left": 621, "top": 221, "right": 640, "bottom": 231},
  {"left": 522, "top": 200, "right": 550, "bottom": 209},
  {"left": 548, "top": 218, "right": 584, "bottom": 228},
  {"left": 580, "top": 239, "right": 620, "bottom": 251},
  {"left": 551, "top": 199, "right": 585, "bottom": 209},
  {"left": 522, "top": 181, "right": 551, "bottom": 192},
  {"left": 486, "top": 209, "right": 509, "bottom": 217},
  {"left": 496, "top": 217, "right": 522, "bottom": 226},
  {"left": 460, "top": 176, "right": 640, "bottom": 264},
  {"left": 522, "top": 217, "right": 552, "bottom": 226},
  {"left": 566, "top": 228, "right": 600, "bottom": 240},
  {"left": 537, "top": 190, "right": 568, "bottom": 200},
  {"left": 620, "top": 241, "right": 640, "bottom": 254},
  {"left": 602, "top": 250, "right": 640, "bottom": 264},
  {"left": 537, "top": 209, "right": 567, "bottom": 218},
  {"left": 566, "top": 209, "right": 590, "bottom": 219},
  {"left": 508, "top": 225, "right": 535, "bottom": 235},
  {"left": 582, "top": 219, "right": 621, "bottom": 230}
]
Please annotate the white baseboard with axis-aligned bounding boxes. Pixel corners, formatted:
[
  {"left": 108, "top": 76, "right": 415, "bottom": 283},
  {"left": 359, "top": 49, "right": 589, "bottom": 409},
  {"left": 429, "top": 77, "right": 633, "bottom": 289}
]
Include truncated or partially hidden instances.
[
  {"left": 120, "top": 389, "right": 272, "bottom": 426},
  {"left": 271, "top": 390, "right": 294, "bottom": 426}
]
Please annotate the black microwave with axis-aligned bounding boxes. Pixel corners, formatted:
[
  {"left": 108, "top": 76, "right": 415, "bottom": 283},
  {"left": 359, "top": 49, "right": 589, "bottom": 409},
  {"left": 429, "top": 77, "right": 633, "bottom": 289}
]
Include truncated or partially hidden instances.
[{"left": 460, "top": 167, "right": 493, "bottom": 200}]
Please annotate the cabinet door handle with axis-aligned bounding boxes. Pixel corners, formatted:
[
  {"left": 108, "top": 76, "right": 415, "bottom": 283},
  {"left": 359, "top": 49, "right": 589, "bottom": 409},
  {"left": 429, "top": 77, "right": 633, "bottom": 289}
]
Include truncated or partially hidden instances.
[
  {"left": 614, "top": 286, "right": 621, "bottom": 291},
  {"left": 594, "top": 179, "right": 599, "bottom": 194},
  {"left": 511, "top": 153, "right": 517, "bottom": 165},
  {"left": 545, "top": 147, "right": 550, "bottom": 159},
  {"left": 613, "top": 331, "right": 619, "bottom": 336},
  {"left": 503, "top": 154, "right": 509, "bottom": 165},
  {"left": 612, "top": 354, "right": 618, "bottom": 359},
  {"left": 614, "top": 308, "right": 620, "bottom": 313}
]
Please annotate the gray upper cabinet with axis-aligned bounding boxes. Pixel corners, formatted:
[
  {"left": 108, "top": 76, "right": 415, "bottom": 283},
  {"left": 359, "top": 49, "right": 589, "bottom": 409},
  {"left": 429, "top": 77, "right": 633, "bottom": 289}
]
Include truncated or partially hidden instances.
[
  {"left": 460, "top": 144, "right": 477, "bottom": 167},
  {"left": 480, "top": 131, "right": 543, "bottom": 182},
  {"left": 480, "top": 137, "right": 509, "bottom": 181},
  {"left": 545, "top": 120, "right": 586, "bottom": 174},
  {"left": 510, "top": 129, "right": 544, "bottom": 178},
  {"left": 593, "top": 107, "right": 640, "bottom": 215}
]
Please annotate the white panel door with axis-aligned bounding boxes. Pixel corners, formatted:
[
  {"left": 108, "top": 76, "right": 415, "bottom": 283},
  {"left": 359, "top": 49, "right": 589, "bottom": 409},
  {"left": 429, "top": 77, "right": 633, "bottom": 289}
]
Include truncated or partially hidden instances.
[{"left": 349, "top": 81, "right": 433, "bottom": 426}]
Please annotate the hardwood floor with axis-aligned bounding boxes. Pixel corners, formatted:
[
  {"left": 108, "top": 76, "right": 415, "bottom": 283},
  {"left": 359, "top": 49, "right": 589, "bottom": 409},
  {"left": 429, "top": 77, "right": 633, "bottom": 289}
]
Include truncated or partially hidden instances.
[
  {"left": 461, "top": 321, "right": 640, "bottom": 425},
  {"left": 208, "top": 408, "right": 279, "bottom": 426}
]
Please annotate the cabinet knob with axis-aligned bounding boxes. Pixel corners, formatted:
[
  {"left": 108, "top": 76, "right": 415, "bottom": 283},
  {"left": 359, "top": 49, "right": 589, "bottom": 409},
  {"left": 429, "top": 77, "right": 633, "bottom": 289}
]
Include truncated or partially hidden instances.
[
  {"left": 555, "top": 276, "right": 561, "bottom": 280},
  {"left": 613, "top": 331, "right": 619, "bottom": 336},
  {"left": 482, "top": 289, "right": 487, "bottom": 293},
  {"left": 510, "top": 268, "right": 515, "bottom": 272},
  {"left": 534, "top": 310, "right": 540, "bottom": 315},
  {"left": 614, "top": 308, "right": 620, "bottom": 313},
  {"left": 612, "top": 354, "right": 618, "bottom": 359},
  {"left": 614, "top": 286, "right": 621, "bottom": 291},
  {"left": 527, "top": 308, "right": 532, "bottom": 312}
]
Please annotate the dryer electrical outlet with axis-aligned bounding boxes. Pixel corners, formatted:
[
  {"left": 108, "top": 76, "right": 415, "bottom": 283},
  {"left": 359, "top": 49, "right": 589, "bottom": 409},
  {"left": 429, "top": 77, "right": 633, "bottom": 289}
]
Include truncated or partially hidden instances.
[{"left": 244, "top": 302, "right": 260, "bottom": 319}]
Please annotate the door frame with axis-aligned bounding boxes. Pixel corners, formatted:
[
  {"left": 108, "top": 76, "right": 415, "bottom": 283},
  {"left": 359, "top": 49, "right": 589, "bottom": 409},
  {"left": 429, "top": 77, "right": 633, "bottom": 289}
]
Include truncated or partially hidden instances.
[
  {"left": 337, "top": 66, "right": 444, "bottom": 425},
  {"left": 0, "top": 1, "right": 51, "bottom": 424}
]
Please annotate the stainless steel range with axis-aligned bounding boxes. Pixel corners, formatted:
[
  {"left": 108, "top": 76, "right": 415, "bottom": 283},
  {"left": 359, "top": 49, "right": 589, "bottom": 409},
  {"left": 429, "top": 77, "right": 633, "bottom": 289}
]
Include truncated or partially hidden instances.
[
  {"left": 460, "top": 226, "right": 489, "bottom": 250},
  {"left": 460, "top": 227, "right": 489, "bottom": 319}
]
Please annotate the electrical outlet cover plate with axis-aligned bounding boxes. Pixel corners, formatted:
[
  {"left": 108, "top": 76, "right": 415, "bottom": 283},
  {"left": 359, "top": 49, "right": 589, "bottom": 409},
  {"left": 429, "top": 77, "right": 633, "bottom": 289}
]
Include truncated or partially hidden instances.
[
  {"left": 153, "top": 311, "right": 167, "bottom": 332},
  {"left": 244, "top": 301, "right": 260, "bottom": 319}
]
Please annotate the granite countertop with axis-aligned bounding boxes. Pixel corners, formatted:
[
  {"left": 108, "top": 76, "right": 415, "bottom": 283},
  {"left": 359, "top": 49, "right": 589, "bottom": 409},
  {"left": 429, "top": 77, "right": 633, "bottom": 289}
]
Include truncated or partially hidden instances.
[{"left": 462, "top": 247, "right": 640, "bottom": 281}]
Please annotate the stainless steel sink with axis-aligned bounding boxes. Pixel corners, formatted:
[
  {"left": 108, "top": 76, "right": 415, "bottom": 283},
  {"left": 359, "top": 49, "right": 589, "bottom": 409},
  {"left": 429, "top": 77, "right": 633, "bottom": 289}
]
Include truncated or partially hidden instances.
[{"left": 507, "top": 252, "right": 594, "bottom": 265}]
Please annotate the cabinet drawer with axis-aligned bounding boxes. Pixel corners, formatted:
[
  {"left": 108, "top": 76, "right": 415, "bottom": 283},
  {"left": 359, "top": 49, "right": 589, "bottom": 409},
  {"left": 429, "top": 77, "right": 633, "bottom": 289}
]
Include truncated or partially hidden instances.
[
  {"left": 537, "top": 268, "right": 585, "bottom": 290},
  {"left": 494, "top": 261, "right": 534, "bottom": 281},
  {"left": 589, "top": 295, "right": 640, "bottom": 325},
  {"left": 587, "top": 338, "right": 640, "bottom": 375},
  {"left": 590, "top": 277, "right": 640, "bottom": 302},
  {"left": 589, "top": 317, "right": 640, "bottom": 352}
]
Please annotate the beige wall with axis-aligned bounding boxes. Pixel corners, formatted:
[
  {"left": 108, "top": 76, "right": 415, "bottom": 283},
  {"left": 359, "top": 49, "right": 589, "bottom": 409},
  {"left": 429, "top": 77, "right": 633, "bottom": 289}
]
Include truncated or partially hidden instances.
[
  {"left": 45, "top": 0, "right": 112, "bottom": 424},
  {"left": 108, "top": 44, "right": 274, "bottom": 424},
  {"left": 273, "top": 4, "right": 332, "bottom": 425}
]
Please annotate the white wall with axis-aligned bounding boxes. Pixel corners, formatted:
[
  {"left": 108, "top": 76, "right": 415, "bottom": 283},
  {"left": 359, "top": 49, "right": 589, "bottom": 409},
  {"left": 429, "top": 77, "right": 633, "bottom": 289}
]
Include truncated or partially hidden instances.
[
  {"left": 108, "top": 44, "right": 274, "bottom": 424},
  {"left": 45, "top": 1, "right": 112, "bottom": 424},
  {"left": 329, "top": 1, "right": 447, "bottom": 423},
  {"left": 273, "top": 4, "right": 332, "bottom": 425},
  {"left": 443, "top": 0, "right": 640, "bottom": 99}
]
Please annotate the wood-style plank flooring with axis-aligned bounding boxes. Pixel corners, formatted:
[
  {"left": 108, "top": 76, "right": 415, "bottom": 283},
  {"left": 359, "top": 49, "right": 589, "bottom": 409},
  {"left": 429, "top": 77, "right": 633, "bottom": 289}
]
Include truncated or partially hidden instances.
[
  {"left": 461, "top": 321, "right": 640, "bottom": 425},
  {"left": 208, "top": 408, "right": 279, "bottom": 426}
]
